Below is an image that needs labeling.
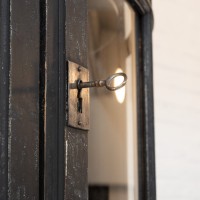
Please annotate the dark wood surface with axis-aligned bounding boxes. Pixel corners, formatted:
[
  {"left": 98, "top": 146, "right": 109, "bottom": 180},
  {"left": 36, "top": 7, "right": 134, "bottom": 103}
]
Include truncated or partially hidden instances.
[
  {"left": 141, "top": 13, "right": 156, "bottom": 200},
  {"left": 136, "top": 11, "right": 156, "bottom": 200},
  {"left": 40, "top": 0, "right": 66, "bottom": 199},
  {"left": 8, "top": 0, "right": 40, "bottom": 199},
  {"left": 65, "top": 0, "right": 88, "bottom": 199},
  {"left": 0, "top": 0, "right": 10, "bottom": 199},
  {"left": 65, "top": 128, "right": 88, "bottom": 200},
  {"left": 0, "top": 1, "right": 155, "bottom": 200},
  {"left": 42, "top": 0, "right": 60, "bottom": 198}
]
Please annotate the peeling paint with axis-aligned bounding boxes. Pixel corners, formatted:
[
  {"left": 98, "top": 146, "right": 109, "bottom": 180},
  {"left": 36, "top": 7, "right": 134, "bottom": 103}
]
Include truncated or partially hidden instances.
[
  {"left": 65, "top": 139, "right": 68, "bottom": 176},
  {"left": 7, "top": 0, "right": 40, "bottom": 198}
]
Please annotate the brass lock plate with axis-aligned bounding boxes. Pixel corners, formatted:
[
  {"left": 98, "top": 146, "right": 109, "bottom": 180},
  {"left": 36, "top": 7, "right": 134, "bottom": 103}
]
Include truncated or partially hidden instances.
[{"left": 67, "top": 60, "right": 90, "bottom": 130}]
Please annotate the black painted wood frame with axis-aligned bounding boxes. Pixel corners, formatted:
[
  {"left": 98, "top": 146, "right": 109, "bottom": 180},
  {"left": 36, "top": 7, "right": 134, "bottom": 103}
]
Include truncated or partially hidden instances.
[
  {"left": 0, "top": 0, "right": 10, "bottom": 199},
  {"left": 130, "top": 1, "right": 156, "bottom": 200},
  {"left": 1, "top": 0, "right": 40, "bottom": 199},
  {"left": 0, "top": 0, "right": 155, "bottom": 200}
]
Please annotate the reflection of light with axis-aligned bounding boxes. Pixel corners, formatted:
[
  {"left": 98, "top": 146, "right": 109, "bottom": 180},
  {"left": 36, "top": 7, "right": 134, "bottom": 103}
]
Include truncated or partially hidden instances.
[
  {"left": 108, "top": 0, "right": 119, "bottom": 15},
  {"left": 125, "top": 55, "right": 134, "bottom": 200},
  {"left": 114, "top": 68, "right": 126, "bottom": 104}
]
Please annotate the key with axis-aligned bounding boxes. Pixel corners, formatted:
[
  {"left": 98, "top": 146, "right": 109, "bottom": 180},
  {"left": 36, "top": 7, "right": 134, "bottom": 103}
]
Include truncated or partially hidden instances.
[{"left": 70, "top": 72, "right": 127, "bottom": 91}]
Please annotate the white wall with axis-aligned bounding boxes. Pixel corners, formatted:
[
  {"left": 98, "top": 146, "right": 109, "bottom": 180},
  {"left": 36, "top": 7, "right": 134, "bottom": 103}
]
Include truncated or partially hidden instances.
[{"left": 153, "top": 1, "right": 200, "bottom": 199}]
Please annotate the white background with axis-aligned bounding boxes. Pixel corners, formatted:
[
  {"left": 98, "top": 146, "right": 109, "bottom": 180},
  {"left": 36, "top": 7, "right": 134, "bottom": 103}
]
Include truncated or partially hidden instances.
[{"left": 153, "top": 1, "right": 200, "bottom": 199}]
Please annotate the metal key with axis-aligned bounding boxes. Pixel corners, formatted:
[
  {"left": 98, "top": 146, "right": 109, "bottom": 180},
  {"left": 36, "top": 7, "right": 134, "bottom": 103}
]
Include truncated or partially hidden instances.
[{"left": 71, "top": 72, "right": 127, "bottom": 91}]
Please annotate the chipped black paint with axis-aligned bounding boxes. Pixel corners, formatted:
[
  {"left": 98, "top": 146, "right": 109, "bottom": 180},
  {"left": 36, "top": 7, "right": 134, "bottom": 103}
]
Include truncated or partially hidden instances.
[
  {"left": 7, "top": 0, "right": 40, "bottom": 199},
  {"left": 39, "top": 0, "right": 67, "bottom": 198},
  {"left": 0, "top": 0, "right": 155, "bottom": 200},
  {"left": 65, "top": 0, "right": 88, "bottom": 67},
  {"left": 42, "top": 0, "right": 60, "bottom": 197},
  {"left": 135, "top": 11, "right": 156, "bottom": 200},
  {"left": 65, "top": 0, "right": 88, "bottom": 199},
  {"left": 0, "top": 0, "right": 10, "bottom": 198},
  {"left": 65, "top": 128, "right": 88, "bottom": 200}
]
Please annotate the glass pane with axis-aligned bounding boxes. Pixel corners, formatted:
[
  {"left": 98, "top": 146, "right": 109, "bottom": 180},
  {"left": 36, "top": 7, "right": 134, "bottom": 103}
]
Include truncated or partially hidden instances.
[{"left": 88, "top": 0, "right": 138, "bottom": 199}]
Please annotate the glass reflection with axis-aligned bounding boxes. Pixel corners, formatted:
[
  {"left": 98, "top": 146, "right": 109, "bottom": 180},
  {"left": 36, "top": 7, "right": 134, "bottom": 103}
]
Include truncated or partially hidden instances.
[
  {"left": 88, "top": 0, "right": 138, "bottom": 199},
  {"left": 114, "top": 68, "right": 126, "bottom": 104}
]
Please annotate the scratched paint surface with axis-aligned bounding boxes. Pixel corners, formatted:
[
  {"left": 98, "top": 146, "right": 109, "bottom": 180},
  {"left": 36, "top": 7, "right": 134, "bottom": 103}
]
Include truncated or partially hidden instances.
[
  {"left": 65, "top": 128, "right": 88, "bottom": 200},
  {"left": 65, "top": 0, "right": 88, "bottom": 199},
  {"left": 0, "top": 0, "right": 10, "bottom": 199},
  {"left": 8, "top": 0, "right": 40, "bottom": 199}
]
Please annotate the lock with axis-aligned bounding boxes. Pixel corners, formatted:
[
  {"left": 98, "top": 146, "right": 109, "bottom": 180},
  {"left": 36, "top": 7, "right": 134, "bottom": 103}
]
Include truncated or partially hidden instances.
[
  {"left": 67, "top": 60, "right": 90, "bottom": 130},
  {"left": 67, "top": 60, "right": 127, "bottom": 130}
]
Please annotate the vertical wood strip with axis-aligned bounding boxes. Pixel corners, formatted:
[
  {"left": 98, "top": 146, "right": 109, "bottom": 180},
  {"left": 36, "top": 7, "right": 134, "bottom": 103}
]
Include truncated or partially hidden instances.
[
  {"left": 8, "top": 0, "right": 40, "bottom": 199},
  {"left": 136, "top": 11, "right": 156, "bottom": 200},
  {"left": 43, "top": 0, "right": 59, "bottom": 198},
  {"left": 0, "top": 0, "right": 10, "bottom": 199},
  {"left": 65, "top": 0, "right": 88, "bottom": 199},
  {"left": 43, "top": 0, "right": 66, "bottom": 198}
]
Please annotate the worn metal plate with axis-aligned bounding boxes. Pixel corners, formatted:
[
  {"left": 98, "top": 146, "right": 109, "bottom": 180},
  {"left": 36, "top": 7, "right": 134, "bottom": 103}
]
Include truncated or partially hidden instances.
[{"left": 68, "top": 60, "right": 90, "bottom": 130}]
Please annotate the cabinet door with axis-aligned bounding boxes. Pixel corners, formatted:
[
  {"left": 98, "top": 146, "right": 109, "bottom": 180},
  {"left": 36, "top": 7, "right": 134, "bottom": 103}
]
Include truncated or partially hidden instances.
[
  {"left": 42, "top": 0, "right": 89, "bottom": 199},
  {"left": 0, "top": 0, "right": 155, "bottom": 200},
  {"left": 0, "top": 0, "right": 40, "bottom": 199}
]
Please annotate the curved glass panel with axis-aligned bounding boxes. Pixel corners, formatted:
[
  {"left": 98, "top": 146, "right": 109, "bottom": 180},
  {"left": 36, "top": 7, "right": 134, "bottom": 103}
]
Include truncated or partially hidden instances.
[{"left": 88, "top": 1, "right": 138, "bottom": 199}]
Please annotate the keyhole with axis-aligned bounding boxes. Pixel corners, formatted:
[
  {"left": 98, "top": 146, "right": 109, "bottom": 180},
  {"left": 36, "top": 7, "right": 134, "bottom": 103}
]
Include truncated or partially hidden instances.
[
  {"left": 77, "top": 95, "right": 83, "bottom": 113},
  {"left": 77, "top": 80, "right": 83, "bottom": 113}
]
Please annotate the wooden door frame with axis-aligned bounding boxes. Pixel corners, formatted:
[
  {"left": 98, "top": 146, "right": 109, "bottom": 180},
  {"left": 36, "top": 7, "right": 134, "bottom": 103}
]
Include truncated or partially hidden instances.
[
  {"left": 0, "top": 0, "right": 10, "bottom": 198},
  {"left": 1, "top": 0, "right": 40, "bottom": 199},
  {"left": 129, "top": 1, "right": 156, "bottom": 200},
  {"left": 0, "top": 0, "right": 155, "bottom": 199}
]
